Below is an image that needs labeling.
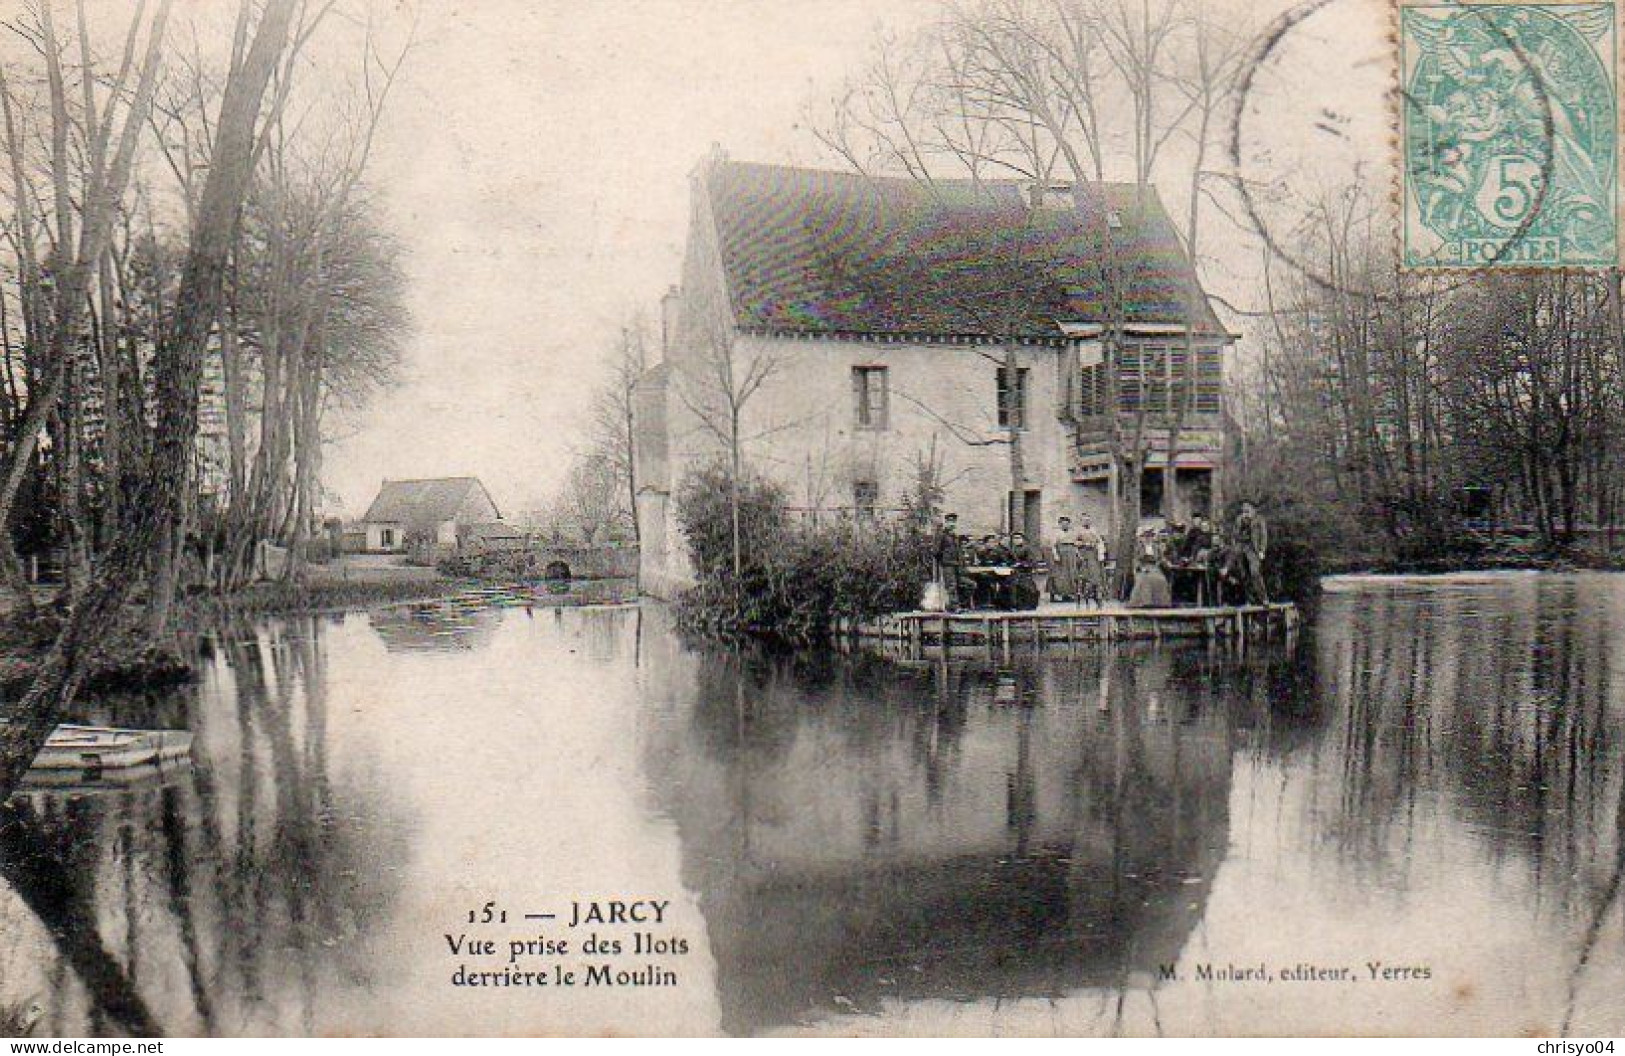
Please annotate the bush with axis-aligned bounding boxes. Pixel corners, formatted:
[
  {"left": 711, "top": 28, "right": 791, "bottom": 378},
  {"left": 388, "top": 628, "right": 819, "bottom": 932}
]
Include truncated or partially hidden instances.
[
  {"left": 674, "top": 462, "right": 790, "bottom": 579},
  {"left": 673, "top": 462, "right": 934, "bottom": 644}
]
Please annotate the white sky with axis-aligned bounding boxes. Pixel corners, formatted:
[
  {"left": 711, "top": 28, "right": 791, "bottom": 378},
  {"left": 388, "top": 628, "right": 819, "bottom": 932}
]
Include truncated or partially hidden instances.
[
  {"left": 322, "top": 0, "right": 935, "bottom": 517},
  {"left": 315, "top": 0, "right": 1390, "bottom": 519}
]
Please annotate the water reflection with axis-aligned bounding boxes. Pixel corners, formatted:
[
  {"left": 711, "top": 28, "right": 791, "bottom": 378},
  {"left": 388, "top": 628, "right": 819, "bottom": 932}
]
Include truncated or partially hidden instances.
[
  {"left": 1, "top": 615, "right": 412, "bottom": 1036},
  {"left": 640, "top": 576, "right": 1625, "bottom": 1035},
  {"left": 370, "top": 602, "right": 502, "bottom": 653},
  {"left": 1293, "top": 575, "right": 1625, "bottom": 1035},
  {"left": 640, "top": 629, "right": 1309, "bottom": 1035},
  {"left": 0, "top": 575, "right": 1621, "bottom": 1037}
]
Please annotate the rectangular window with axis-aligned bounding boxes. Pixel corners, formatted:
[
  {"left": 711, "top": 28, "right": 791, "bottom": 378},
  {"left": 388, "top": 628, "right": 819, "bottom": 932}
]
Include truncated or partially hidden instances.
[
  {"left": 996, "top": 366, "right": 1029, "bottom": 429},
  {"left": 1078, "top": 362, "right": 1104, "bottom": 417},
  {"left": 1195, "top": 345, "right": 1221, "bottom": 414},
  {"left": 853, "top": 480, "right": 879, "bottom": 519},
  {"left": 1112, "top": 342, "right": 1224, "bottom": 417},
  {"left": 852, "top": 366, "right": 889, "bottom": 430}
]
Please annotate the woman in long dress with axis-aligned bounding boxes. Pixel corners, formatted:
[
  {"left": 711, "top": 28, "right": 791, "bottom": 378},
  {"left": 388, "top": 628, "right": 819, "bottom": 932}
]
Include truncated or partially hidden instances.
[
  {"left": 1049, "top": 516, "right": 1082, "bottom": 602},
  {"left": 1075, "top": 516, "right": 1106, "bottom": 607}
]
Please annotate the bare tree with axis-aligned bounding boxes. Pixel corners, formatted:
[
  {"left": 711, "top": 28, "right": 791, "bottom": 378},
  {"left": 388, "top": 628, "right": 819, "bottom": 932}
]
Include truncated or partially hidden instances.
[
  {"left": 0, "top": 0, "right": 172, "bottom": 592},
  {"left": 554, "top": 450, "right": 626, "bottom": 546},
  {"left": 816, "top": 0, "right": 1242, "bottom": 587},
  {"left": 1159, "top": 2, "right": 1247, "bottom": 522},
  {"left": 673, "top": 259, "right": 780, "bottom": 577},
  {"left": 136, "top": 6, "right": 417, "bottom": 592},
  {"left": 1239, "top": 172, "right": 1625, "bottom": 557},
  {"left": 812, "top": 12, "right": 1074, "bottom": 551},
  {"left": 590, "top": 316, "right": 650, "bottom": 546},
  {"left": 0, "top": 0, "right": 301, "bottom": 800}
]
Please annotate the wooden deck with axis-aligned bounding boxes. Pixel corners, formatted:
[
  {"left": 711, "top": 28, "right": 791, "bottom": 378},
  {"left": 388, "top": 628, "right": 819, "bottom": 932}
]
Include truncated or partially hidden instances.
[{"left": 853, "top": 601, "right": 1299, "bottom": 648}]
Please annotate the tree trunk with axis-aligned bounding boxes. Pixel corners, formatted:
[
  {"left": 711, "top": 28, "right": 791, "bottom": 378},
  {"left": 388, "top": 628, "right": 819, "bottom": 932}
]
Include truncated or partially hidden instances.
[
  {"left": 0, "top": 0, "right": 299, "bottom": 802},
  {"left": 0, "top": 532, "right": 35, "bottom": 621},
  {"left": 624, "top": 403, "right": 640, "bottom": 549},
  {"left": 98, "top": 238, "right": 122, "bottom": 540},
  {"left": 145, "top": 511, "right": 179, "bottom": 640},
  {"left": 222, "top": 284, "right": 248, "bottom": 509},
  {"left": 1113, "top": 451, "right": 1143, "bottom": 601},
  {"left": 286, "top": 340, "right": 324, "bottom": 581},
  {"left": 730, "top": 406, "right": 742, "bottom": 578}
]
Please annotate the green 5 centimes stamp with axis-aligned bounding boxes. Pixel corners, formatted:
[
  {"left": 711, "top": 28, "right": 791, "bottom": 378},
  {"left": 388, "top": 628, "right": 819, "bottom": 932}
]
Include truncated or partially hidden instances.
[{"left": 1400, "top": 0, "right": 1620, "bottom": 268}]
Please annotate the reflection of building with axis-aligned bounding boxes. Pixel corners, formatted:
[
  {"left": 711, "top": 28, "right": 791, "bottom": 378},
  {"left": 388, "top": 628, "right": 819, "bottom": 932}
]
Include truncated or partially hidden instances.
[
  {"left": 640, "top": 625, "right": 1235, "bottom": 1035},
  {"left": 635, "top": 155, "right": 1234, "bottom": 594},
  {"left": 358, "top": 476, "right": 505, "bottom": 556},
  {"left": 367, "top": 601, "right": 502, "bottom": 653}
]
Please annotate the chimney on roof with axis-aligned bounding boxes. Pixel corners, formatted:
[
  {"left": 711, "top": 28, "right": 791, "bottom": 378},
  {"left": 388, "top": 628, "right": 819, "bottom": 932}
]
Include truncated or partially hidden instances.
[{"left": 660, "top": 285, "right": 681, "bottom": 361}]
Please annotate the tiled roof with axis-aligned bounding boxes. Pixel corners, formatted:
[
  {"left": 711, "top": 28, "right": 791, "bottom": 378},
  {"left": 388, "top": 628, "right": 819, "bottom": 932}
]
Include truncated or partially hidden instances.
[
  {"left": 704, "top": 161, "right": 1224, "bottom": 340},
  {"left": 362, "top": 477, "right": 490, "bottom": 526},
  {"left": 465, "top": 521, "right": 525, "bottom": 540}
]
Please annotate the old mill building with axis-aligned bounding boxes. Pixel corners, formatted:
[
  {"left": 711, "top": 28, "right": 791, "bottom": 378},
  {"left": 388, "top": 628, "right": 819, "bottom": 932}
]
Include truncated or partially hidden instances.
[{"left": 634, "top": 156, "right": 1234, "bottom": 596}]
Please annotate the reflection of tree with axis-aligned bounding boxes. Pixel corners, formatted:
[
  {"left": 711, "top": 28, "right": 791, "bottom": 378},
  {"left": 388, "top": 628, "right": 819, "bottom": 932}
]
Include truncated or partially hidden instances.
[
  {"left": 0, "top": 615, "right": 412, "bottom": 1036},
  {"left": 0, "top": 799, "right": 160, "bottom": 1037},
  {"left": 1312, "top": 579, "right": 1623, "bottom": 907},
  {"left": 641, "top": 629, "right": 1268, "bottom": 1035}
]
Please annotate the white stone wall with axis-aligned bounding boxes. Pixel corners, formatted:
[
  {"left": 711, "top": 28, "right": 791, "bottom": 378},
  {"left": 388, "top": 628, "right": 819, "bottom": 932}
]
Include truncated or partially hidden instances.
[
  {"left": 365, "top": 522, "right": 404, "bottom": 553},
  {"left": 722, "top": 334, "right": 1103, "bottom": 534},
  {"left": 649, "top": 329, "right": 1125, "bottom": 586}
]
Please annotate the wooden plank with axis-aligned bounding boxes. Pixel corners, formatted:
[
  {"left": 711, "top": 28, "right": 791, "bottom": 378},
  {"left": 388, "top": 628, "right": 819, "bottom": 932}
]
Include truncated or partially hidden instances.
[{"left": 854, "top": 602, "right": 1299, "bottom": 645}]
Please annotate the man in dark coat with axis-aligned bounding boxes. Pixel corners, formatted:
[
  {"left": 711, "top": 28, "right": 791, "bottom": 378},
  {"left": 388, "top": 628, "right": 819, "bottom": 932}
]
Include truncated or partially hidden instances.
[
  {"left": 1235, "top": 502, "right": 1270, "bottom": 604},
  {"left": 1007, "top": 531, "right": 1040, "bottom": 610},
  {"left": 934, "top": 513, "right": 966, "bottom": 611}
]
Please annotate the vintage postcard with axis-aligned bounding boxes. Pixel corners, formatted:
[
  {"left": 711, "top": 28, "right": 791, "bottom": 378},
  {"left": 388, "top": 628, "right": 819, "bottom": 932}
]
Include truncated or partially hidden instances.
[{"left": 0, "top": 0, "right": 1621, "bottom": 1043}]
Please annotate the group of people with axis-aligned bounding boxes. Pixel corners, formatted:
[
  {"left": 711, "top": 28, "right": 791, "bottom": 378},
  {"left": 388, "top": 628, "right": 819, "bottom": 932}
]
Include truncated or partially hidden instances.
[
  {"left": 930, "top": 502, "right": 1270, "bottom": 613},
  {"left": 930, "top": 516, "right": 1044, "bottom": 611},
  {"left": 1119, "top": 504, "right": 1270, "bottom": 608}
]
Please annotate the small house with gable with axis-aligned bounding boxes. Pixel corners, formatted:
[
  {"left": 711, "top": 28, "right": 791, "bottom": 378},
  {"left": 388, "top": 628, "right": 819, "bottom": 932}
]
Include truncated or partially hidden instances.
[{"left": 359, "top": 476, "right": 505, "bottom": 555}]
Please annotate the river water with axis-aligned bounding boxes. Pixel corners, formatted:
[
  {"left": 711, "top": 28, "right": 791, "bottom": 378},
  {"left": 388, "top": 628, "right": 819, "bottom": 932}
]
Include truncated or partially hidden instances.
[{"left": 0, "top": 574, "right": 1621, "bottom": 1037}]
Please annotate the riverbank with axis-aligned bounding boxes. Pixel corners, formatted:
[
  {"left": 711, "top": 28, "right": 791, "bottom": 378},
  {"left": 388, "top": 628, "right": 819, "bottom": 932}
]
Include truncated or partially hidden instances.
[
  {"left": 1329, "top": 550, "right": 1625, "bottom": 577},
  {"left": 171, "top": 575, "right": 481, "bottom": 628},
  {"left": 1, "top": 570, "right": 640, "bottom": 700}
]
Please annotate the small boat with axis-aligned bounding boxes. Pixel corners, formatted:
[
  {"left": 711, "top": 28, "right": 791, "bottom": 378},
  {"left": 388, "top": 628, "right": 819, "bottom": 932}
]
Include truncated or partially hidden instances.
[
  {"left": 18, "top": 760, "right": 179, "bottom": 794},
  {"left": 29, "top": 724, "right": 193, "bottom": 772}
]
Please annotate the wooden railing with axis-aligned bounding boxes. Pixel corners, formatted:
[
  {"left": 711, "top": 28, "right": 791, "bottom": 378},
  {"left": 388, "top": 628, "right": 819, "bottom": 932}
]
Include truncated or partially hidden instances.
[{"left": 1070, "top": 413, "right": 1223, "bottom": 453}]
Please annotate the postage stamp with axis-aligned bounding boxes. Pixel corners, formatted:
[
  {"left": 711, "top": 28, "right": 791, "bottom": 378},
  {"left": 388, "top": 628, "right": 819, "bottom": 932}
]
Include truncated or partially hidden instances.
[{"left": 1399, "top": 0, "right": 1620, "bottom": 269}]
